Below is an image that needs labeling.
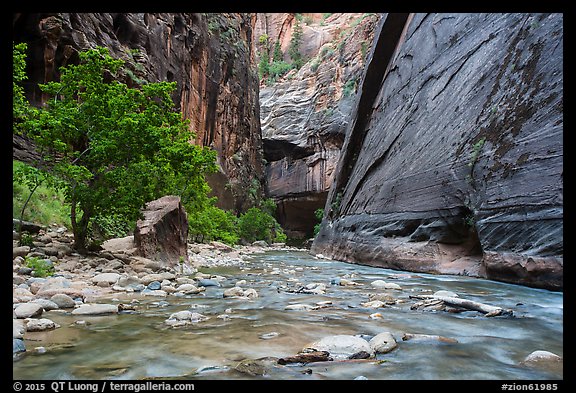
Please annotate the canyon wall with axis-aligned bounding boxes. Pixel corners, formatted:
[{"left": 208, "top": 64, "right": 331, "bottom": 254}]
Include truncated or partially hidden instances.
[
  {"left": 254, "top": 13, "right": 380, "bottom": 238},
  {"left": 12, "top": 13, "right": 263, "bottom": 212},
  {"left": 312, "top": 13, "right": 563, "bottom": 290}
]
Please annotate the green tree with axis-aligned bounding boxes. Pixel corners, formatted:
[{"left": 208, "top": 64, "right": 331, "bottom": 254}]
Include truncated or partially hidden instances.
[
  {"left": 258, "top": 34, "right": 270, "bottom": 79},
  {"left": 289, "top": 17, "right": 304, "bottom": 69},
  {"left": 13, "top": 43, "right": 36, "bottom": 134},
  {"left": 20, "top": 46, "right": 217, "bottom": 252},
  {"left": 237, "top": 199, "right": 286, "bottom": 244},
  {"left": 272, "top": 40, "right": 283, "bottom": 62}
]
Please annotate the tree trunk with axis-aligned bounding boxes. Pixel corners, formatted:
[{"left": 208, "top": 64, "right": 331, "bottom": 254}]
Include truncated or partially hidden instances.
[
  {"left": 18, "top": 181, "right": 41, "bottom": 240},
  {"left": 410, "top": 294, "right": 513, "bottom": 317},
  {"left": 70, "top": 197, "right": 90, "bottom": 254},
  {"left": 277, "top": 351, "right": 332, "bottom": 365}
]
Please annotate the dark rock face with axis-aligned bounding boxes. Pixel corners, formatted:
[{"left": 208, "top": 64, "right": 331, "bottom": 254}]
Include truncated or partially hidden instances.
[
  {"left": 134, "top": 195, "right": 188, "bottom": 266},
  {"left": 312, "top": 13, "right": 563, "bottom": 290},
  {"left": 12, "top": 13, "right": 263, "bottom": 213}
]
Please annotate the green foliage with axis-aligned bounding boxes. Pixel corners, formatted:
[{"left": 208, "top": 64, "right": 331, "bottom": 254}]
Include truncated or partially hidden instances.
[
  {"left": 89, "top": 213, "right": 134, "bottom": 240},
  {"left": 13, "top": 43, "right": 36, "bottom": 134},
  {"left": 25, "top": 256, "right": 55, "bottom": 278},
  {"left": 18, "top": 46, "right": 217, "bottom": 251},
  {"left": 469, "top": 137, "right": 486, "bottom": 167},
  {"left": 289, "top": 18, "right": 304, "bottom": 69},
  {"left": 320, "top": 46, "right": 334, "bottom": 58},
  {"left": 267, "top": 61, "right": 293, "bottom": 83},
  {"left": 237, "top": 205, "right": 286, "bottom": 244},
  {"left": 464, "top": 213, "right": 476, "bottom": 228},
  {"left": 310, "top": 58, "right": 321, "bottom": 73},
  {"left": 13, "top": 161, "right": 70, "bottom": 228},
  {"left": 188, "top": 201, "right": 240, "bottom": 245},
  {"left": 331, "top": 192, "right": 343, "bottom": 214},
  {"left": 313, "top": 208, "right": 324, "bottom": 237},
  {"left": 258, "top": 53, "right": 270, "bottom": 80},
  {"left": 272, "top": 41, "right": 283, "bottom": 62},
  {"left": 342, "top": 78, "right": 358, "bottom": 97},
  {"left": 361, "top": 42, "right": 368, "bottom": 62},
  {"left": 18, "top": 232, "right": 34, "bottom": 247}
]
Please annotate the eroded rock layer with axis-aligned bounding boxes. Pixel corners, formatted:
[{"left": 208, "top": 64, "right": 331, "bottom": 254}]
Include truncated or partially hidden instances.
[
  {"left": 312, "top": 13, "right": 563, "bottom": 290},
  {"left": 12, "top": 13, "right": 263, "bottom": 212},
  {"left": 256, "top": 13, "right": 380, "bottom": 238}
]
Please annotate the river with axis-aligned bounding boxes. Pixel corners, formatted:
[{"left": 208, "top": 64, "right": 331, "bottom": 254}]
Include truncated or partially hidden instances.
[{"left": 13, "top": 250, "right": 563, "bottom": 380}]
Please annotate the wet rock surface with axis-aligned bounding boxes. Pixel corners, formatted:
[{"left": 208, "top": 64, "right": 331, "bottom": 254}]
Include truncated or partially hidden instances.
[{"left": 312, "top": 13, "right": 563, "bottom": 291}]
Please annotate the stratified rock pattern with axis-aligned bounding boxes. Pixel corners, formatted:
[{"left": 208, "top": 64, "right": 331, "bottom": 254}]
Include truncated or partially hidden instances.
[
  {"left": 312, "top": 13, "right": 563, "bottom": 290},
  {"left": 12, "top": 13, "right": 263, "bottom": 212},
  {"left": 256, "top": 13, "right": 380, "bottom": 238},
  {"left": 134, "top": 195, "right": 188, "bottom": 266}
]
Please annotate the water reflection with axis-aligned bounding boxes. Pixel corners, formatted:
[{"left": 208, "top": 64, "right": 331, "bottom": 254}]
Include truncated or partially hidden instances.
[{"left": 13, "top": 251, "right": 563, "bottom": 380}]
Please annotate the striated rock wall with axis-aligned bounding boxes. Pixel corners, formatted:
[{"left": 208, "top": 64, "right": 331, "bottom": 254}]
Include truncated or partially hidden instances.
[
  {"left": 255, "top": 13, "right": 380, "bottom": 238},
  {"left": 12, "top": 13, "right": 263, "bottom": 213},
  {"left": 312, "top": 13, "right": 563, "bottom": 290}
]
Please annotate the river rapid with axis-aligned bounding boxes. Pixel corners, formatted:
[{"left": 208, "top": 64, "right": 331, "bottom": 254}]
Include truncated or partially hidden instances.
[{"left": 13, "top": 250, "right": 563, "bottom": 380}]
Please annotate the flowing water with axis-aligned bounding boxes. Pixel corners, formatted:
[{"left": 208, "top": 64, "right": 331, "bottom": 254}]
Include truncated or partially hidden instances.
[{"left": 13, "top": 250, "right": 563, "bottom": 380}]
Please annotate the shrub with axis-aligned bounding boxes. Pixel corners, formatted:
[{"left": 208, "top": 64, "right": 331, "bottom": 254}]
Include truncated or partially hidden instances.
[
  {"left": 25, "top": 256, "right": 54, "bottom": 278},
  {"left": 238, "top": 200, "right": 287, "bottom": 244},
  {"left": 313, "top": 208, "right": 324, "bottom": 237},
  {"left": 188, "top": 203, "right": 239, "bottom": 245},
  {"left": 342, "top": 78, "right": 357, "bottom": 97},
  {"left": 18, "top": 232, "right": 34, "bottom": 247}
]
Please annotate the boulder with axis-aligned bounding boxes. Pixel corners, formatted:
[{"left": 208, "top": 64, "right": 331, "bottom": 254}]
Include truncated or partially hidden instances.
[
  {"left": 13, "top": 338, "right": 26, "bottom": 354},
  {"left": 13, "top": 218, "right": 43, "bottom": 234},
  {"left": 31, "top": 298, "right": 59, "bottom": 311},
  {"left": 13, "top": 246, "right": 30, "bottom": 259},
  {"left": 14, "top": 303, "right": 43, "bottom": 319},
  {"left": 523, "top": 350, "right": 562, "bottom": 364},
  {"left": 164, "top": 311, "right": 209, "bottom": 327},
  {"left": 13, "top": 287, "right": 35, "bottom": 303},
  {"left": 147, "top": 281, "right": 161, "bottom": 290},
  {"left": 304, "top": 335, "right": 374, "bottom": 360},
  {"left": 50, "top": 294, "right": 76, "bottom": 309},
  {"left": 13, "top": 319, "right": 26, "bottom": 339},
  {"left": 371, "top": 280, "right": 402, "bottom": 290},
  {"left": 101, "top": 235, "right": 136, "bottom": 253},
  {"left": 91, "top": 273, "right": 121, "bottom": 286},
  {"left": 369, "top": 332, "right": 398, "bottom": 354},
  {"left": 25, "top": 318, "right": 60, "bottom": 332},
  {"left": 140, "top": 272, "right": 175, "bottom": 285},
  {"left": 134, "top": 196, "right": 188, "bottom": 266},
  {"left": 71, "top": 304, "right": 118, "bottom": 315},
  {"left": 223, "top": 287, "right": 245, "bottom": 298},
  {"left": 175, "top": 284, "right": 204, "bottom": 295}
]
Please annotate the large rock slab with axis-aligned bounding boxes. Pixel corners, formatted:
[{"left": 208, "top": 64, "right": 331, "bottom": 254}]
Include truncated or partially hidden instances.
[
  {"left": 312, "top": 13, "right": 563, "bottom": 290},
  {"left": 134, "top": 196, "right": 188, "bottom": 266}
]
